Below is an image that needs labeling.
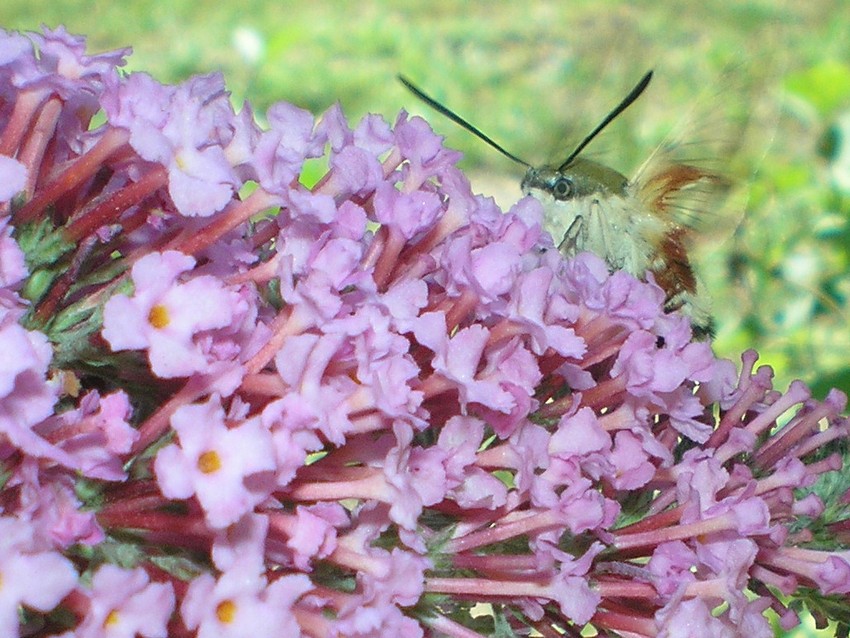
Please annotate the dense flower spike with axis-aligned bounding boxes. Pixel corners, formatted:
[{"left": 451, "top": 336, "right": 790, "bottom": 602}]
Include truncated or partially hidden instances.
[{"left": 0, "top": 27, "right": 848, "bottom": 637}]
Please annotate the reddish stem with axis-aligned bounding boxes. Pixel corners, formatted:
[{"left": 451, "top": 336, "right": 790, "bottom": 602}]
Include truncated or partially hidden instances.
[
  {"left": 446, "top": 509, "right": 561, "bottom": 553},
  {"left": 371, "top": 226, "right": 405, "bottom": 289},
  {"left": 0, "top": 87, "right": 47, "bottom": 156},
  {"left": 17, "top": 95, "right": 62, "bottom": 199},
  {"left": 15, "top": 127, "right": 130, "bottom": 223},
  {"left": 168, "top": 188, "right": 281, "bottom": 258},
  {"left": 130, "top": 376, "right": 208, "bottom": 455},
  {"left": 64, "top": 166, "right": 169, "bottom": 242}
]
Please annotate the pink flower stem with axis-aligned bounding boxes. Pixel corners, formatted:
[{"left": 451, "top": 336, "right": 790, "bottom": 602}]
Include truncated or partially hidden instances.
[
  {"left": 539, "top": 369, "right": 630, "bottom": 418},
  {"left": 708, "top": 367, "right": 769, "bottom": 447},
  {"left": 381, "top": 147, "right": 403, "bottom": 177},
  {"left": 594, "top": 579, "right": 657, "bottom": 599},
  {"left": 166, "top": 187, "right": 282, "bottom": 258},
  {"left": 291, "top": 606, "right": 331, "bottom": 638},
  {"left": 577, "top": 374, "right": 629, "bottom": 410},
  {"left": 238, "top": 372, "right": 286, "bottom": 397},
  {"left": 445, "top": 288, "right": 481, "bottom": 331},
  {"left": 744, "top": 380, "right": 810, "bottom": 440},
  {"left": 98, "top": 494, "right": 165, "bottom": 516},
  {"left": 130, "top": 375, "right": 210, "bottom": 455},
  {"left": 613, "top": 509, "right": 737, "bottom": 551},
  {"left": 451, "top": 552, "right": 544, "bottom": 576},
  {"left": 359, "top": 219, "right": 386, "bottom": 270},
  {"left": 64, "top": 165, "right": 168, "bottom": 242},
  {"left": 426, "top": 613, "right": 492, "bottom": 638},
  {"left": 0, "top": 87, "right": 48, "bottom": 155},
  {"left": 247, "top": 218, "right": 278, "bottom": 250},
  {"left": 97, "top": 508, "right": 210, "bottom": 543},
  {"left": 591, "top": 609, "right": 657, "bottom": 637},
  {"left": 329, "top": 540, "right": 384, "bottom": 574},
  {"left": 14, "top": 126, "right": 130, "bottom": 223},
  {"left": 425, "top": 576, "right": 553, "bottom": 601},
  {"left": 226, "top": 252, "right": 282, "bottom": 287},
  {"left": 286, "top": 471, "right": 387, "bottom": 502},
  {"left": 32, "top": 234, "right": 96, "bottom": 323},
  {"left": 446, "top": 509, "right": 562, "bottom": 553},
  {"left": 18, "top": 95, "right": 62, "bottom": 199},
  {"left": 755, "top": 395, "right": 832, "bottom": 469},
  {"left": 243, "top": 306, "right": 307, "bottom": 375},
  {"left": 371, "top": 226, "right": 405, "bottom": 289}
]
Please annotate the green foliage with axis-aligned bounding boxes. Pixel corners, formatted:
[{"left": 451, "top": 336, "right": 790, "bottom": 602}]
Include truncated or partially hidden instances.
[
  {"left": 72, "top": 536, "right": 147, "bottom": 572},
  {"left": 790, "top": 588, "right": 850, "bottom": 638},
  {"left": 787, "top": 60, "right": 850, "bottom": 116},
  {"left": 15, "top": 216, "right": 76, "bottom": 306}
]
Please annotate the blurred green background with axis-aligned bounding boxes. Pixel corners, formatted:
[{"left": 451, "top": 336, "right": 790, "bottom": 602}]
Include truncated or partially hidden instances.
[{"left": 3, "top": 2, "right": 848, "bottom": 633}]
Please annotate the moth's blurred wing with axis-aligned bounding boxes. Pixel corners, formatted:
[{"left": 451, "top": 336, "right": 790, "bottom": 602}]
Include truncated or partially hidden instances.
[
  {"left": 631, "top": 63, "right": 781, "bottom": 244},
  {"left": 635, "top": 162, "right": 733, "bottom": 237}
]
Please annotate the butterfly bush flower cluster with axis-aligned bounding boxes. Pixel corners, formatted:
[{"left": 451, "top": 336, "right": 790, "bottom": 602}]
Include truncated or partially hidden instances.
[{"left": 1, "top": 26, "right": 849, "bottom": 638}]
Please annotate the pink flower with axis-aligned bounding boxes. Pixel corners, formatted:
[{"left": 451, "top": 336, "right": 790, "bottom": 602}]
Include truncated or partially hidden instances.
[
  {"left": 0, "top": 517, "right": 77, "bottom": 638},
  {"left": 282, "top": 503, "right": 347, "bottom": 571},
  {"left": 0, "top": 156, "right": 26, "bottom": 203},
  {"left": 154, "top": 394, "right": 276, "bottom": 528},
  {"left": 35, "top": 390, "right": 137, "bottom": 480},
  {"left": 102, "top": 251, "right": 244, "bottom": 378},
  {"left": 0, "top": 321, "right": 69, "bottom": 465},
  {"left": 373, "top": 181, "right": 443, "bottom": 239},
  {"left": 428, "top": 322, "right": 518, "bottom": 412},
  {"left": 0, "top": 218, "right": 27, "bottom": 291},
  {"left": 655, "top": 597, "right": 738, "bottom": 638},
  {"left": 102, "top": 72, "right": 240, "bottom": 217},
  {"left": 253, "top": 102, "right": 325, "bottom": 196},
  {"left": 12, "top": 459, "right": 103, "bottom": 547},
  {"left": 72, "top": 564, "right": 174, "bottom": 638},
  {"left": 181, "top": 563, "right": 312, "bottom": 638}
]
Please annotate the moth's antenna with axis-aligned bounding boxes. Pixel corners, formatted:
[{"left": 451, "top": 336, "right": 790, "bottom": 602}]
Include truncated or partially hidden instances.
[
  {"left": 398, "top": 75, "right": 532, "bottom": 168},
  {"left": 557, "top": 70, "right": 653, "bottom": 172}
]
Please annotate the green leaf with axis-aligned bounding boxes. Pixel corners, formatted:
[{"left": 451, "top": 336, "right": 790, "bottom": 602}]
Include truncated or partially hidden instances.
[
  {"left": 790, "top": 588, "right": 850, "bottom": 637},
  {"left": 149, "top": 553, "right": 206, "bottom": 581},
  {"left": 786, "top": 60, "right": 850, "bottom": 115},
  {"left": 15, "top": 216, "right": 75, "bottom": 267},
  {"left": 15, "top": 217, "right": 76, "bottom": 307}
]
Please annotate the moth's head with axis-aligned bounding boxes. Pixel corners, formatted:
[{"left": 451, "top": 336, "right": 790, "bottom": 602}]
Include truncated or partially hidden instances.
[{"left": 521, "top": 157, "right": 630, "bottom": 202}]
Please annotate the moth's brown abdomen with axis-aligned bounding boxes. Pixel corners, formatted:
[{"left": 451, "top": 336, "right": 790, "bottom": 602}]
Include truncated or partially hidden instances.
[{"left": 651, "top": 228, "right": 697, "bottom": 300}]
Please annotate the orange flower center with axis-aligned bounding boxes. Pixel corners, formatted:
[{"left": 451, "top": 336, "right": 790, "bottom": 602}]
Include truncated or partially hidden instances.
[
  {"left": 197, "top": 450, "right": 222, "bottom": 474},
  {"left": 216, "top": 599, "right": 237, "bottom": 623},
  {"left": 148, "top": 304, "right": 170, "bottom": 329},
  {"left": 104, "top": 609, "right": 120, "bottom": 627}
]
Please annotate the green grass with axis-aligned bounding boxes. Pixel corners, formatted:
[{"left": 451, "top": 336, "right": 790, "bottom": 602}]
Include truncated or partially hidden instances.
[{"left": 2, "top": 5, "right": 848, "bottom": 632}]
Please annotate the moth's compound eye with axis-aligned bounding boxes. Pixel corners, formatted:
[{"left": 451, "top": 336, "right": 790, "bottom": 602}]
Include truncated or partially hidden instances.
[{"left": 551, "top": 177, "right": 573, "bottom": 200}]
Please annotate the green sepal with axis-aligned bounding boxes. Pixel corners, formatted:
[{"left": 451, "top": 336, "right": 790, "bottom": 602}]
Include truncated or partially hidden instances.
[{"left": 15, "top": 217, "right": 76, "bottom": 304}]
